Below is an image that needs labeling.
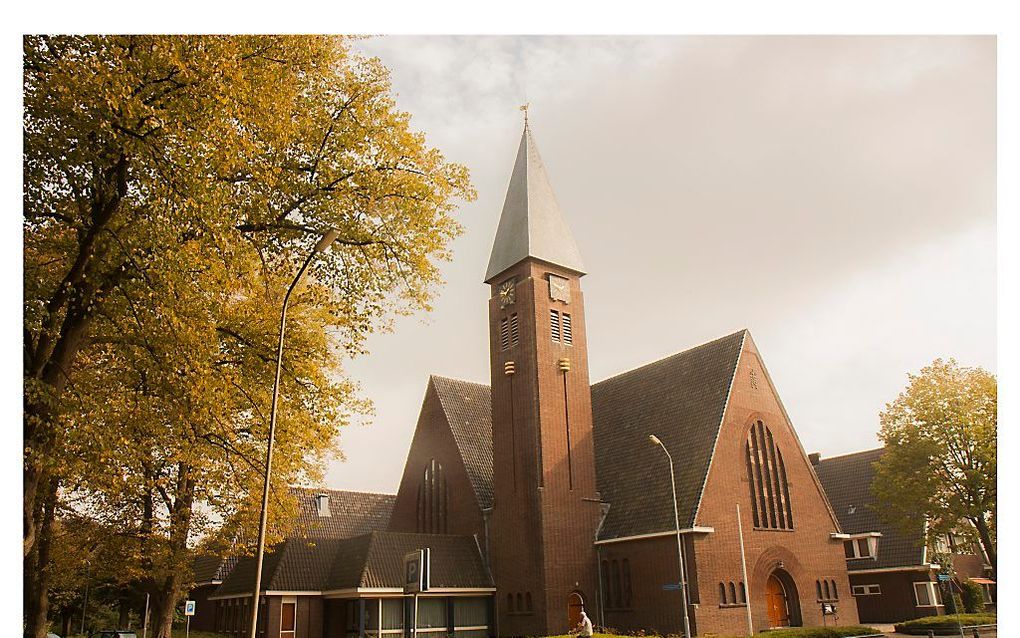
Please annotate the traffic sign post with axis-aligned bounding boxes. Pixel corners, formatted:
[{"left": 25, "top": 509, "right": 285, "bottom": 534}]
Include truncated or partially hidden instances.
[{"left": 185, "top": 600, "right": 196, "bottom": 638}]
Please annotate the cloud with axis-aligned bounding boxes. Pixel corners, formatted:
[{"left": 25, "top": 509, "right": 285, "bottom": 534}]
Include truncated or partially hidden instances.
[{"left": 326, "top": 36, "right": 995, "bottom": 493}]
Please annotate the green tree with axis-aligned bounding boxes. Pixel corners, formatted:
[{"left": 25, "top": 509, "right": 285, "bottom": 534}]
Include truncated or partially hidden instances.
[
  {"left": 872, "top": 359, "right": 997, "bottom": 576},
  {"left": 24, "top": 35, "right": 473, "bottom": 638}
]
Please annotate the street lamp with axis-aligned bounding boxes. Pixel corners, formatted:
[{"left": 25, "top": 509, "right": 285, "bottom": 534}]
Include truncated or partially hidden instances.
[
  {"left": 248, "top": 229, "right": 339, "bottom": 638},
  {"left": 648, "top": 434, "right": 692, "bottom": 638}
]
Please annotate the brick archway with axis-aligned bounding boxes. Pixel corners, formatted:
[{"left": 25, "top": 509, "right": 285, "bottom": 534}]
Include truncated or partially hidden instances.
[
  {"left": 568, "top": 592, "right": 584, "bottom": 630},
  {"left": 750, "top": 547, "right": 805, "bottom": 628}
]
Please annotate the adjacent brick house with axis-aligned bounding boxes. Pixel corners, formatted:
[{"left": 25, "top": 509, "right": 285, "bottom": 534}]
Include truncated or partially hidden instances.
[{"left": 815, "top": 449, "right": 995, "bottom": 624}]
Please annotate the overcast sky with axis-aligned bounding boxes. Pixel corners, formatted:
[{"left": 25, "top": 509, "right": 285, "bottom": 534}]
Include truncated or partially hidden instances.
[{"left": 322, "top": 35, "right": 995, "bottom": 495}]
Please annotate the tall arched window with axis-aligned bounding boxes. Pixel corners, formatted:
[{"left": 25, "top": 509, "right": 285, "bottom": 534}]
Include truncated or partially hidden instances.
[
  {"left": 506, "top": 594, "right": 513, "bottom": 613},
  {"left": 611, "top": 560, "right": 621, "bottom": 608},
  {"left": 622, "top": 559, "right": 632, "bottom": 608},
  {"left": 729, "top": 582, "right": 737, "bottom": 605},
  {"left": 719, "top": 583, "right": 727, "bottom": 605},
  {"left": 417, "top": 459, "right": 448, "bottom": 533},
  {"left": 601, "top": 561, "right": 612, "bottom": 609},
  {"left": 744, "top": 420, "right": 794, "bottom": 529}
]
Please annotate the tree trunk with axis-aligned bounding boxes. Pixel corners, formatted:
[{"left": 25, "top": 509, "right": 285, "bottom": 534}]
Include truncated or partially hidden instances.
[
  {"left": 119, "top": 599, "right": 131, "bottom": 629},
  {"left": 24, "top": 477, "right": 58, "bottom": 638},
  {"left": 150, "top": 464, "right": 197, "bottom": 638},
  {"left": 61, "top": 608, "right": 73, "bottom": 638},
  {"left": 973, "top": 515, "right": 997, "bottom": 578}
]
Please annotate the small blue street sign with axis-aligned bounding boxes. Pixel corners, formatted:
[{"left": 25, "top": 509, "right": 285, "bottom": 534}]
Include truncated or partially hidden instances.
[
  {"left": 185, "top": 600, "right": 196, "bottom": 616},
  {"left": 937, "top": 574, "right": 951, "bottom": 582},
  {"left": 661, "top": 583, "right": 681, "bottom": 591}
]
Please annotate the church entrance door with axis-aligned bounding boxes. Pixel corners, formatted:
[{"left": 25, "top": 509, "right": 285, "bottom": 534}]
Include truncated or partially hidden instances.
[
  {"left": 766, "top": 573, "right": 791, "bottom": 628},
  {"left": 567, "top": 592, "right": 584, "bottom": 630}
]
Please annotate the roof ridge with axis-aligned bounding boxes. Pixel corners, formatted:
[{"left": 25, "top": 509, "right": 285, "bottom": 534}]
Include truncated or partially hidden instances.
[
  {"left": 292, "top": 487, "right": 397, "bottom": 498},
  {"left": 817, "top": 447, "right": 885, "bottom": 464},
  {"left": 593, "top": 329, "right": 748, "bottom": 386},
  {"left": 430, "top": 374, "right": 489, "bottom": 388}
]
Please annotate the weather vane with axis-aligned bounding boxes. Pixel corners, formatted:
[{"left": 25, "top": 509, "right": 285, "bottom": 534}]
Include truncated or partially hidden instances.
[{"left": 519, "top": 102, "right": 530, "bottom": 126}]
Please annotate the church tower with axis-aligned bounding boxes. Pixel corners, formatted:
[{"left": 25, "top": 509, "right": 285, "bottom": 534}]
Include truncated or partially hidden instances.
[{"left": 486, "top": 122, "right": 602, "bottom": 636}]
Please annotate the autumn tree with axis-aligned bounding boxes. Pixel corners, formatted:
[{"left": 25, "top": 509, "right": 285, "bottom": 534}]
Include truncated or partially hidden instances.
[
  {"left": 24, "top": 35, "right": 473, "bottom": 638},
  {"left": 872, "top": 359, "right": 997, "bottom": 576}
]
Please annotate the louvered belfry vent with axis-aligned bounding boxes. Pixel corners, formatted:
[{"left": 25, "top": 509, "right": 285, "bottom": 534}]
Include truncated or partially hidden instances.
[
  {"left": 500, "top": 317, "right": 510, "bottom": 351},
  {"left": 550, "top": 309, "right": 561, "bottom": 342},
  {"left": 561, "top": 313, "right": 573, "bottom": 345},
  {"left": 510, "top": 313, "right": 519, "bottom": 347}
]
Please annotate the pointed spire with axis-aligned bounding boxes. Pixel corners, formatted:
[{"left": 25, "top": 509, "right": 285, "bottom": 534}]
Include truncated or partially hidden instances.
[{"left": 484, "top": 123, "right": 586, "bottom": 283}]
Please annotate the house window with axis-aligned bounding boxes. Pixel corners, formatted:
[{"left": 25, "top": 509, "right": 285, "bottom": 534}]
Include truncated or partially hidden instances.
[
  {"left": 525, "top": 592, "right": 533, "bottom": 613},
  {"left": 738, "top": 581, "right": 746, "bottom": 604},
  {"left": 852, "top": 584, "right": 881, "bottom": 596},
  {"left": 744, "top": 420, "right": 794, "bottom": 529},
  {"left": 281, "top": 601, "right": 296, "bottom": 638},
  {"left": 417, "top": 459, "right": 448, "bottom": 534},
  {"left": 913, "top": 582, "right": 943, "bottom": 607},
  {"left": 831, "top": 580, "right": 838, "bottom": 599},
  {"left": 843, "top": 536, "right": 878, "bottom": 559},
  {"left": 719, "top": 583, "right": 727, "bottom": 605}
]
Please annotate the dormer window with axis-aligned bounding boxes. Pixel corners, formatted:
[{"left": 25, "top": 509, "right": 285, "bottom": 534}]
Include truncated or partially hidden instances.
[
  {"left": 315, "top": 494, "right": 331, "bottom": 517},
  {"left": 843, "top": 534, "right": 879, "bottom": 559}
]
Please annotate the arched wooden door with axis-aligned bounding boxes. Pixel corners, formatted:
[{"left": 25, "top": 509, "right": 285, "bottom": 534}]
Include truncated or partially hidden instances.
[
  {"left": 766, "top": 574, "right": 791, "bottom": 628},
  {"left": 568, "top": 592, "right": 584, "bottom": 629}
]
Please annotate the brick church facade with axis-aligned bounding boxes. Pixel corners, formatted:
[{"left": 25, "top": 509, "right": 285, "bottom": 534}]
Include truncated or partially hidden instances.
[
  {"left": 388, "top": 123, "right": 859, "bottom": 636},
  {"left": 197, "top": 124, "right": 867, "bottom": 637}
]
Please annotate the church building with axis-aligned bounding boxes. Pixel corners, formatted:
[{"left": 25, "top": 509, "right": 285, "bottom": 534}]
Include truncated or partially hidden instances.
[
  {"left": 201, "top": 123, "right": 861, "bottom": 637},
  {"left": 388, "top": 122, "right": 858, "bottom": 636}
]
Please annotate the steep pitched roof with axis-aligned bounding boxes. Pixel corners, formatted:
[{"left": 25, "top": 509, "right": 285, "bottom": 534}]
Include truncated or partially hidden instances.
[
  {"left": 216, "top": 532, "right": 492, "bottom": 596},
  {"left": 289, "top": 488, "right": 395, "bottom": 539},
  {"left": 591, "top": 330, "right": 746, "bottom": 540},
  {"left": 192, "top": 554, "right": 239, "bottom": 585},
  {"left": 484, "top": 124, "right": 585, "bottom": 282},
  {"left": 431, "top": 376, "right": 494, "bottom": 510},
  {"left": 815, "top": 448, "right": 927, "bottom": 569},
  {"left": 329, "top": 531, "right": 494, "bottom": 590},
  {"left": 213, "top": 490, "right": 395, "bottom": 597}
]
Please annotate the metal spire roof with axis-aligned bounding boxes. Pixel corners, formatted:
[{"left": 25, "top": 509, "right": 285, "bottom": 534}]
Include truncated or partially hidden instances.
[{"left": 484, "top": 123, "right": 586, "bottom": 282}]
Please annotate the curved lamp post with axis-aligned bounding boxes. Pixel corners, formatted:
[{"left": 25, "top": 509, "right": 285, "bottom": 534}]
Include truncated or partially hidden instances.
[
  {"left": 648, "top": 434, "right": 692, "bottom": 638},
  {"left": 248, "top": 229, "right": 339, "bottom": 638}
]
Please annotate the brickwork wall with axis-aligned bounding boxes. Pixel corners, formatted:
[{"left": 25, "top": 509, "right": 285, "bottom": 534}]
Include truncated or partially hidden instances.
[
  {"left": 691, "top": 333, "right": 860, "bottom": 635},
  {"left": 489, "top": 261, "right": 601, "bottom": 637}
]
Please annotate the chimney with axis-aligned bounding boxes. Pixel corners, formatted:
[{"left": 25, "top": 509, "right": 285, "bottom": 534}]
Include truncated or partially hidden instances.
[
  {"left": 809, "top": 452, "right": 821, "bottom": 466},
  {"left": 315, "top": 493, "right": 331, "bottom": 517}
]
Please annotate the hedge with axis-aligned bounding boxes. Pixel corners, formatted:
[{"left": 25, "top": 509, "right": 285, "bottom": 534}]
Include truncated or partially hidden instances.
[
  {"left": 547, "top": 627, "right": 881, "bottom": 638},
  {"left": 893, "top": 612, "right": 997, "bottom": 635}
]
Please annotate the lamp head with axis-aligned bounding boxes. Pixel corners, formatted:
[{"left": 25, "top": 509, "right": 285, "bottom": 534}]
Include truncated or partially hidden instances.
[
  {"left": 314, "top": 228, "right": 340, "bottom": 253},
  {"left": 648, "top": 434, "right": 662, "bottom": 446}
]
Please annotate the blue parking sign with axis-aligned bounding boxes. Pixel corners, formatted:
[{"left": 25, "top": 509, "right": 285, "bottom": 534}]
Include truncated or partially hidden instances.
[{"left": 185, "top": 600, "right": 196, "bottom": 616}]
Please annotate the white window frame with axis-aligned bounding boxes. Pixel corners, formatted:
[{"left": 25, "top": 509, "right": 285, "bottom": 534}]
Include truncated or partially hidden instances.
[
  {"left": 280, "top": 596, "right": 298, "bottom": 638},
  {"left": 913, "top": 582, "right": 943, "bottom": 607},
  {"left": 851, "top": 584, "right": 881, "bottom": 596},
  {"left": 844, "top": 534, "right": 880, "bottom": 560}
]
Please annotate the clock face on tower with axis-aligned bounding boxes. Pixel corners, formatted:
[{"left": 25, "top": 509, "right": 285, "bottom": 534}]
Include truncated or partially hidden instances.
[
  {"left": 498, "top": 278, "right": 516, "bottom": 308},
  {"left": 548, "top": 274, "right": 570, "bottom": 303}
]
